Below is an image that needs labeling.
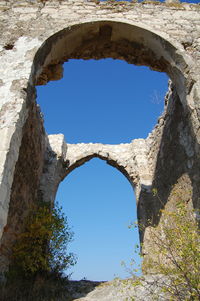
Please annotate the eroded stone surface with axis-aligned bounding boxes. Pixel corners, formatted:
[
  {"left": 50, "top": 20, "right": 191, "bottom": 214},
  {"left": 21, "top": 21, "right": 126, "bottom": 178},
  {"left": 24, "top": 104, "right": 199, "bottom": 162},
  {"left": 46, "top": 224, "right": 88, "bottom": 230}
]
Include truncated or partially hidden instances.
[{"left": 67, "top": 276, "right": 168, "bottom": 301}]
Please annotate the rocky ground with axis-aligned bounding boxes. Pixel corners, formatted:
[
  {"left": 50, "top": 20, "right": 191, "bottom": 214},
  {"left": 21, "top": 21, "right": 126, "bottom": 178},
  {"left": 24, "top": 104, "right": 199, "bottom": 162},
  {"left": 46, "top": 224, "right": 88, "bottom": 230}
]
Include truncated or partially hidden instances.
[{"left": 67, "top": 276, "right": 167, "bottom": 301}]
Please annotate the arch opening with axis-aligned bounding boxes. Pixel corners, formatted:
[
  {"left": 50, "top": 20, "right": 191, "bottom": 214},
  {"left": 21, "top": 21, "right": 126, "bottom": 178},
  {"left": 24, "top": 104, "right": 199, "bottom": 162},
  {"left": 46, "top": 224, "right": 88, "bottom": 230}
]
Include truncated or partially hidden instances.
[
  {"left": 58, "top": 157, "right": 140, "bottom": 281},
  {"left": 33, "top": 21, "right": 187, "bottom": 104},
  {"left": 35, "top": 53, "right": 169, "bottom": 279},
  {"left": 31, "top": 20, "right": 191, "bottom": 273}
]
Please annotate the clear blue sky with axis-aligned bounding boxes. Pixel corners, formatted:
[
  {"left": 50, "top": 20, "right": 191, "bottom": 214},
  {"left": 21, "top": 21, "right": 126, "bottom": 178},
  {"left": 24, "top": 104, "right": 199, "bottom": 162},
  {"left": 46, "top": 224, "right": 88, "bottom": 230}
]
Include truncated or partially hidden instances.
[{"left": 36, "top": 1, "right": 198, "bottom": 279}]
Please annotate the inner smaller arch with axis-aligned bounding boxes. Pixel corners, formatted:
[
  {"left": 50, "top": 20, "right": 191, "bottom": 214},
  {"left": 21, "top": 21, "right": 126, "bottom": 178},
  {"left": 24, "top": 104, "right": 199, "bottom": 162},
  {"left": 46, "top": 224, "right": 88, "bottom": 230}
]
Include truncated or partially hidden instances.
[{"left": 57, "top": 157, "right": 140, "bottom": 281}]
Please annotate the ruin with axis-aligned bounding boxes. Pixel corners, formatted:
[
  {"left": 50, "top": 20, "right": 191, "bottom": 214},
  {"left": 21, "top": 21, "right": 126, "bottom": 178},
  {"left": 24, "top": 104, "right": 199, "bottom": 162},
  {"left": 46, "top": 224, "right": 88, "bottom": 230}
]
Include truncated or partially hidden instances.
[{"left": 0, "top": 0, "right": 200, "bottom": 272}]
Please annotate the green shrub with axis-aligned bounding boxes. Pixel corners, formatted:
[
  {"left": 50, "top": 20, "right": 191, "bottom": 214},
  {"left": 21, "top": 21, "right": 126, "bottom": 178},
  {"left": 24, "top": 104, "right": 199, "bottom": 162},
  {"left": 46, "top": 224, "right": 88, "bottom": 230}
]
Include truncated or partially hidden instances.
[
  {"left": 0, "top": 201, "right": 76, "bottom": 300},
  {"left": 8, "top": 201, "right": 76, "bottom": 278},
  {"left": 130, "top": 196, "right": 200, "bottom": 300}
]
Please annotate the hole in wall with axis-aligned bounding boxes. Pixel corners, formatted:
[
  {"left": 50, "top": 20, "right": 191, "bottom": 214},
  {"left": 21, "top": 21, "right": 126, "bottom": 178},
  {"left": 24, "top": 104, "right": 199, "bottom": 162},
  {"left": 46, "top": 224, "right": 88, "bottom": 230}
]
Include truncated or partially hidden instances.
[{"left": 3, "top": 43, "right": 14, "bottom": 50}]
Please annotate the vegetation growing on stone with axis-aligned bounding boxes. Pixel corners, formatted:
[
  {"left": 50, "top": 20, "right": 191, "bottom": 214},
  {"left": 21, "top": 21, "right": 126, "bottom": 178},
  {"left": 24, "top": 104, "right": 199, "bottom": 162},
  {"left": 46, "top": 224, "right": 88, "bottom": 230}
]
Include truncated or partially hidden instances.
[
  {"left": 0, "top": 202, "right": 76, "bottom": 301},
  {"left": 130, "top": 195, "right": 200, "bottom": 300},
  {"left": 9, "top": 201, "right": 76, "bottom": 277}
]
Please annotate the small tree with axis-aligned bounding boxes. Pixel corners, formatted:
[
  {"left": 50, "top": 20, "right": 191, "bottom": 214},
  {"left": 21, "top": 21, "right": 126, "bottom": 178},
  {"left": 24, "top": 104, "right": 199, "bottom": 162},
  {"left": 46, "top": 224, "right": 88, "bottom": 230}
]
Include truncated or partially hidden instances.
[{"left": 8, "top": 201, "right": 76, "bottom": 279}]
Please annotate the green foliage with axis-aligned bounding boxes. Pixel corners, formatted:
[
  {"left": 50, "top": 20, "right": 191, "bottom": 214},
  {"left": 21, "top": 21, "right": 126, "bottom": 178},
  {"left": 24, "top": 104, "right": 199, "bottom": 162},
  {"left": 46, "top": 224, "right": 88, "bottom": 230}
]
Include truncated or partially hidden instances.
[
  {"left": 0, "top": 201, "right": 76, "bottom": 300},
  {"left": 8, "top": 201, "right": 76, "bottom": 279},
  {"left": 148, "top": 203, "right": 200, "bottom": 300},
  {"left": 131, "top": 201, "right": 200, "bottom": 300}
]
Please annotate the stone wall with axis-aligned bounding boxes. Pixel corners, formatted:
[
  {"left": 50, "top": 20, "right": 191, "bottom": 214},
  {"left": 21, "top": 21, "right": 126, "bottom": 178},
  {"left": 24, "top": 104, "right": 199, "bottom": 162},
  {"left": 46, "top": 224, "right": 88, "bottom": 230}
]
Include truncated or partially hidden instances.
[
  {"left": 0, "top": 97, "right": 46, "bottom": 271},
  {"left": 0, "top": 0, "right": 200, "bottom": 273}
]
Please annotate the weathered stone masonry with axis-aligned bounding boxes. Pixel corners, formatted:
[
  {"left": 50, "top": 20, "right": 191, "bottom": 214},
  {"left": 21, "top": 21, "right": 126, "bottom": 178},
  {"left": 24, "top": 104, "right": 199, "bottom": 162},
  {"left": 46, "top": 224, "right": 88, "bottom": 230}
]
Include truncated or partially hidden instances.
[{"left": 0, "top": 0, "right": 200, "bottom": 271}]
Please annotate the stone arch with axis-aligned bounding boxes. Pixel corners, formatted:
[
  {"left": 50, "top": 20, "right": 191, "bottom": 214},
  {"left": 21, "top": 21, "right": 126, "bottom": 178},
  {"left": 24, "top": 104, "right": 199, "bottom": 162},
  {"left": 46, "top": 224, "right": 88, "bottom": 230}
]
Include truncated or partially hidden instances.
[
  {"left": 39, "top": 136, "right": 149, "bottom": 207},
  {"left": 30, "top": 19, "right": 196, "bottom": 238},
  {"left": 33, "top": 20, "right": 189, "bottom": 104},
  {"left": 1, "top": 6, "right": 200, "bottom": 273},
  {"left": 29, "top": 18, "right": 191, "bottom": 207},
  {"left": 64, "top": 143, "right": 133, "bottom": 184}
]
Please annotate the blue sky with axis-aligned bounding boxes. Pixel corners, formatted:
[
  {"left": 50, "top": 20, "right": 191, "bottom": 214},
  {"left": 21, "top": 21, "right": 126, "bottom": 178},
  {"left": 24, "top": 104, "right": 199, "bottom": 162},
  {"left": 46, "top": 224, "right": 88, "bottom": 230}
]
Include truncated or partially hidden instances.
[
  {"left": 37, "top": 59, "right": 168, "bottom": 281},
  {"left": 38, "top": 60, "right": 167, "bottom": 144}
]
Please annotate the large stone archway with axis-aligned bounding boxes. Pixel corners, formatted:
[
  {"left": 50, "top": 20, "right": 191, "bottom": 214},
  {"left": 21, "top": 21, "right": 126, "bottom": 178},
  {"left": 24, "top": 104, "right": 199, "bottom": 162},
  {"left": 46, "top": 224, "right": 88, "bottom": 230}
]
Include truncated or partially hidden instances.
[{"left": 0, "top": 0, "right": 200, "bottom": 272}]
